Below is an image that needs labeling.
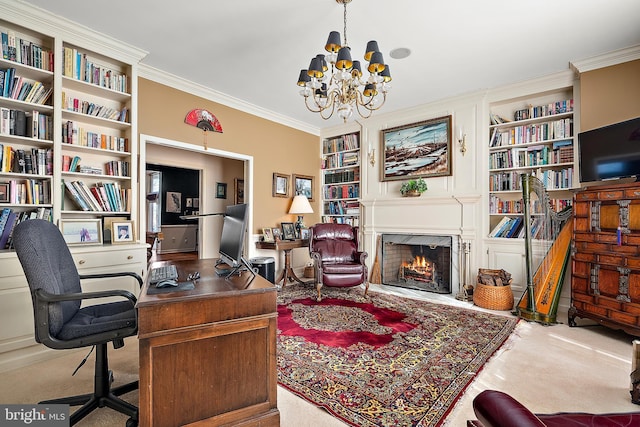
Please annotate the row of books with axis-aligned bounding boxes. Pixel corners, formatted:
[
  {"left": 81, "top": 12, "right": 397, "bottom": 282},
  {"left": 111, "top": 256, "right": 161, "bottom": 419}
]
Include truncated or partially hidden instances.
[
  {"left": 323, "top": 169, "right": 359, "bottom": 184},
  {"left": 1, "top": 29, "right": 54, "bottom": 71},
  {"left": 489, "top": 168, "right": 574, "bottom": 192},
  {"left": 490, "top": 99, "right": 573, "bottom": 125},
  {"left": 62, "top": 120, "right": 129, "bottom": 151},
  {"left": 1, "top": 145, "right": 53, "bottom": 175},
  {"left": 323, "top": 184, "right": 359, "bottom": 199},
  {"left": 322, "top": 133, "right": 359, "bottom": 154},
  {"left": 62, "top": 47, "right": 128, "bottom": 93},
  {"left": 0, "top": 207, "right": 52, "bottom": 250},
  {"left": 321, "top": 216, "right": 359, "bottom": 226},
  {"left": 322, "top": 151, "right": 359, "bottom": 169},
  {"left": 513, "top": 99, "right": 573, "bottom": 121},
  {"left": 63, "top": 180, "right": 128, "bottom": 213},
  {"left": 1, "top": 178, "right": 51, "bottom": 205},
  {"left": 489, "top": 216, "right": 552, "bottom": 240},
  {"left": 0, "top": 108, "right": 53, "bottom": 140},
  {"left": 489, "top": 194, "right": 572, "bottom": 215},
  {"left": 62, "top": 92, "right": 128, "bottom": 123},
  {"left": 324, "top": 200, "right": 360, "bottom": 216},
  {"left": 489, "top": 141, "right": 574, "bottom": 169},
  {"left": 0, "top": 68, "right": 52, "bottom": 104},
  {"left": 489, "top": 118, "right": 573, "bottom": 147}
]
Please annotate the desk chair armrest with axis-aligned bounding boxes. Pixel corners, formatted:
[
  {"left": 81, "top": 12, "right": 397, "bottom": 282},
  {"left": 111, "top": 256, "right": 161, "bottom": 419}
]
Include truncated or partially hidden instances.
[
  {"left": 33, "top": 288, "right": 138, "bottom": 349},
  {"left": 79, "top": 271, "right": 143, "bottom": 287},
  {"left": 33, "top": 288, "right": 137, "bottom": 305}
]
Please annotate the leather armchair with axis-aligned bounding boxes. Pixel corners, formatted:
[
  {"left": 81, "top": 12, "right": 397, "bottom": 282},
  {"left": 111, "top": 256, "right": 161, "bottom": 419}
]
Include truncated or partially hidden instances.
[
  {"left": 309, "top": 223, "right": 368, "bottom": 301},
  {"left": 467, "top": 389, "right": 640, "bottom": 427}
]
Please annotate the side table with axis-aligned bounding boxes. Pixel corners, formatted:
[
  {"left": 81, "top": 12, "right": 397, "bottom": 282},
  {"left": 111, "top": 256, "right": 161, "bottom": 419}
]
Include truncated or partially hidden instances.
[{"left": 255, "top": 239, "right": 309, "bottom": 287}]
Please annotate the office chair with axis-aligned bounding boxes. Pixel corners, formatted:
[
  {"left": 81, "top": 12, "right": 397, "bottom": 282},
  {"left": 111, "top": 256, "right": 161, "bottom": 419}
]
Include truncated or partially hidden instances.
[
  {"left": 309, "top": 223, "right": 368, "bottom": 301},
  {"left": 13, "top": 219, "right": 141, "bottom": 426}
]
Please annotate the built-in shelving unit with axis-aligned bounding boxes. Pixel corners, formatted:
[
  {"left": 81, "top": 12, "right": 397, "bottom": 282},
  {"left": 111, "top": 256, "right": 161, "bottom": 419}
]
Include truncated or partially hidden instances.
[
  {"left": 0, "top": 6, "right": 148, "bottom": 371},
  {"left": 321, "top": 132, "right": 360, "bottom": 225},
  {"left": 487, "top": 87, "right": 577, "bottom": 239}
]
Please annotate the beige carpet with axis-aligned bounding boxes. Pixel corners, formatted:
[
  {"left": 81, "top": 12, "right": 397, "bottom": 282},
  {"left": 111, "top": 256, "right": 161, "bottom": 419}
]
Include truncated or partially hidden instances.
[{"left": 0, "top": 339, "right": 139, "bottom": 426}]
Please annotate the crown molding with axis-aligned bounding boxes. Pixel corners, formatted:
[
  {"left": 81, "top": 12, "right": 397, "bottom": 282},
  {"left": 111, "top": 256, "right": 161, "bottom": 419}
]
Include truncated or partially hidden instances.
[
  {"left": 138, "top": 65, "right": 320, "bottom": 136},
  {"left": 2, "top": 0, "right": 147, "bottom": 63},
  {"left": 570, "top": 44, "right": 640, "bottom": 74}
]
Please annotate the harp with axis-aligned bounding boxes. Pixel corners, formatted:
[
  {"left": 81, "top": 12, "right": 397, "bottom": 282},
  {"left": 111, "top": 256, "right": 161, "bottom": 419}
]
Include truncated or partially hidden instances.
[{"left": 516, "top": 174, "right": 573, "bottom": 324}]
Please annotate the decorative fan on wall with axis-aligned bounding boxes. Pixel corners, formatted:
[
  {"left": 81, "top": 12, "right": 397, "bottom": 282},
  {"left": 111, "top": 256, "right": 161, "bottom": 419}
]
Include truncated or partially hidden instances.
[{"left": 184, "top": 108, "right": 223, "bottom": 148}]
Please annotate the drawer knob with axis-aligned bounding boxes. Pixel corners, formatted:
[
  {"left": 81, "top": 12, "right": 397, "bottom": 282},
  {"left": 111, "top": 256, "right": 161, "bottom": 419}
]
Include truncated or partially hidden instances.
[
  {"left": 78, "top": 260, "right": 86, "bottom": 265},
  {"left": 127, "top": 255, "right": 133, "bottom": 260}
]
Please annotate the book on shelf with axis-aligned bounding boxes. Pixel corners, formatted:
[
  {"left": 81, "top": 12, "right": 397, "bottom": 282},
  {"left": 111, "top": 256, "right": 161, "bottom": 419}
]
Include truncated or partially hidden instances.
[
  {"left": 0, "top": 211, "right": 17, "bottom": 249},
  {"left": 489, "top": 216, "right": 511, "bottom": 238},
  {"left": 505, "top": 217, "right": 524, "bottom": 238},
  {"left": 63, "top": 180, "right": 90, "bottom": 211}
]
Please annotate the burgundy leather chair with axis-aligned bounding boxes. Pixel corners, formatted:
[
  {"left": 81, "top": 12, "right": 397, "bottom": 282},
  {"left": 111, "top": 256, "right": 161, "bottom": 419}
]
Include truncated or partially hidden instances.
[
  {"left": 308, "top": 223, "right": 368, "bottom": 301},
  {"left": 467, "top": 389, "right": 640, "bottom": 427}
]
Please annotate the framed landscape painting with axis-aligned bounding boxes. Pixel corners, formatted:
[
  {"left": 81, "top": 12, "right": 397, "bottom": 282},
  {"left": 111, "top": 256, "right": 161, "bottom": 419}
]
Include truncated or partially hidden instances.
[{"left": 381, "top": 115, "right": 452, "bottom": 181}]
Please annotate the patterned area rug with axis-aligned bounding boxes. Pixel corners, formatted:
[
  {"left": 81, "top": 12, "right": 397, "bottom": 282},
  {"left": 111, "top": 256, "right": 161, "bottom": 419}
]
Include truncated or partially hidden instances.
[{"left": 277, "top": 286, "right": 518, "bottom": 427}]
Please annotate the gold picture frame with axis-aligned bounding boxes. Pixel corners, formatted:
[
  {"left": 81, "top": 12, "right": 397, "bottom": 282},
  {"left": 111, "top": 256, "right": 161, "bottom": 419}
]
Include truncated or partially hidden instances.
[
  {"left": 272, "top": 173, "right": 289, "bottom": 198},
  {"left": 111, "top": 220, "right": 135, "bottom": 244},
  {"left": 381, "top": 115, "right": 453, "bottom": 181},
  {"left": 292, "top": 174, "right": 314, "bottom": 201}
]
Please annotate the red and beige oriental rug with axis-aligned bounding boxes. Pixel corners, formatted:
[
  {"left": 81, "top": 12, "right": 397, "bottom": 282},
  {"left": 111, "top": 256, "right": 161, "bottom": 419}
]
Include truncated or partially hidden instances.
[{"left": 276, "top": 286, "right": 517, "bottom": 427}]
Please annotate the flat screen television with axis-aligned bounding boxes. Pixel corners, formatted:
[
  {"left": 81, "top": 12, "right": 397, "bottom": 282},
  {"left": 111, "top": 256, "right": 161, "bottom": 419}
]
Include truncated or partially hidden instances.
[
  {"left": 217, "top": 203, "right": 254, "bottom": 280},
  {"left": 578, "top": 117, "right": 640, "bottom": 183}
]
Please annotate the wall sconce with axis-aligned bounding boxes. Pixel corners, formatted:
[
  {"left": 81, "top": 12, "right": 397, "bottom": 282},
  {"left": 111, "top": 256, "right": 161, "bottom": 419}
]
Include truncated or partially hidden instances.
[
  {"left": 458, "top": 128, "right": 467, "bottom": 156},
  {"left": 368, "top": 148, "right": 376, "bottom": 166}
]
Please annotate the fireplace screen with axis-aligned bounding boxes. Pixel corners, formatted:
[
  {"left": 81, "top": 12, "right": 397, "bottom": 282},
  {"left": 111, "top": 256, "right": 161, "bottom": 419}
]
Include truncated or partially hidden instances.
[{"left": 381, "top": 234, "right": 452, "bottom": 294}]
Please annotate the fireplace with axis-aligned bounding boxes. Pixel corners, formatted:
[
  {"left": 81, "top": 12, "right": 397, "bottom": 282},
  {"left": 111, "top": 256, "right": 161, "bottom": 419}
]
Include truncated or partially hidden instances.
[{"left": 381, "top": 234, "right": 453, "bottom": 294}]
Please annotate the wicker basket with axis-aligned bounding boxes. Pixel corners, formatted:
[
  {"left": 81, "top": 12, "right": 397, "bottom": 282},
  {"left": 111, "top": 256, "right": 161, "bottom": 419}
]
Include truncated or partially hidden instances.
[{"left": 473, "top": 283, "right": 514, "bottom": 311}]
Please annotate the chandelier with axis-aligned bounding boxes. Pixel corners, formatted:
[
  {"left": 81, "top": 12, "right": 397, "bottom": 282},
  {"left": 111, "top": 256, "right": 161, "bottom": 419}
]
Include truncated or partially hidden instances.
[{"left": 297, "top": 0, "right": 391, "bottom": 122}]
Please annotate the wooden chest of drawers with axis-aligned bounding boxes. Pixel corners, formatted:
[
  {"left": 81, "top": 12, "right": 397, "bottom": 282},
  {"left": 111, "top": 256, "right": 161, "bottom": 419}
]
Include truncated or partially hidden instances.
[{"left": 570, "top": 181, "right": 640, "bottom": 336}]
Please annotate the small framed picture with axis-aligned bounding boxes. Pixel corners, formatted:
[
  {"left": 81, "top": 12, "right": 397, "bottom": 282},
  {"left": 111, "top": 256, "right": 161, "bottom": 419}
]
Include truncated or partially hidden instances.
[
  {"left": 281, "top": 222, "right": 296, "bottom": 240},
  {"left": 300, "top": 228, "right": 310, "bottom": 240},
  {"left": 112, "top": 220, "right": 135, "bottom": 244},
  {"left": 234, "top": 178, "right": 244, "bottom": 204},
  {"left": 263, "top": 227, "right": 274, "bottom": 242},
  {"left": 272, "top": 227, "right": 282, "bottom": 241},
  {"left": 272, "top": 173, "right": 289, "bottom": 198},
  {"left": 0, "top": 183, "right": 9, "bottom": 203},
  {"left": 103, "top": 215, "right": 128, "bottom": 244},
  {"left": 59, "top": 219, "right": 103, "bottom": 246},
  {"left": 216, "top": 183, "right": 227, "bottom": 199},
  {"left": 292, "top": 174, "right": 314, "bottom": 201}
]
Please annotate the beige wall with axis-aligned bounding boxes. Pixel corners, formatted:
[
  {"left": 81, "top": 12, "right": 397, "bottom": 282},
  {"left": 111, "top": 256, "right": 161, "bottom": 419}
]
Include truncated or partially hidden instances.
[
  {"left": 580, "top": 59, "right": 640, "bottom": 131},
  {"left": 138, "top": 78, "right": 320, "bottom": 234}
]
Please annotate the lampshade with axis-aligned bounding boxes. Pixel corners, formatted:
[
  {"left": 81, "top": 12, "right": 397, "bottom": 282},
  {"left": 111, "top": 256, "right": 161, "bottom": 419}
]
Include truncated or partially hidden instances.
[
  {"left": 367, "top": 51, "right": 385, "bottom": 73},
  {"left": 289, "top": 195, "right": 313, "bottom": 214},
  {"left": 297, "top": 69, "right": 311, "bottom": 86},
  {"left": 364, "top": 40, "right": 379, "bottom": 61},
  {"left": 335, "top": 46, "right": 353, "bottom": 70},
  {"left": 325, "top": 31, "right": 342, "bottom": 53}
]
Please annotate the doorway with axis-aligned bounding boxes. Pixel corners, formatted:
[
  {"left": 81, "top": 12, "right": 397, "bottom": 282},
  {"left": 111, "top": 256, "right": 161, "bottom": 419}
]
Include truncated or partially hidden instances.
[{"left": 139, "top": 134, "right": 254, "bottom": 261}]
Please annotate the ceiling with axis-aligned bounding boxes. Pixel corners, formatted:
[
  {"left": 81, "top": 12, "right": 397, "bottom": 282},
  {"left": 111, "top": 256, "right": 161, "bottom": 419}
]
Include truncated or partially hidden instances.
[{"left": 22, "top": 0, "right": 640, "bottom": 132}]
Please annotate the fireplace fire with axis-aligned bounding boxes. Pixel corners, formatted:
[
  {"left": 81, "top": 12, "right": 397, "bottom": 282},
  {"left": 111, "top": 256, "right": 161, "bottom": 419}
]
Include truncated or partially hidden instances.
[
  {"left": 381, "top": 234, "right": 453, "bottom": 294},
  {"left": 400, "top": 256, "right": 434, "bottom": 282}
]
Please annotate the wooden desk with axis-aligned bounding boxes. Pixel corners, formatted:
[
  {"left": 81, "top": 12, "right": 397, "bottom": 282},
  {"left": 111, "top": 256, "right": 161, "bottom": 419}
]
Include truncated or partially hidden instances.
[
  {"left": 255, "top": 239, "right": 309, "bottom": 287},
  {"left": 137, "top": 259, "right": 280, "bottom": 427}
]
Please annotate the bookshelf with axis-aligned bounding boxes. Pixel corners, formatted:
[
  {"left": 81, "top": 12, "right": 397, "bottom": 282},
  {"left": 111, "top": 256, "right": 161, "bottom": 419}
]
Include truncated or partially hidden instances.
[
  {"left": 60, "top": 43, "right": 134, "bottom": 219},
  {"left": 0, "top": 7, "right": 147, "bottom": 370},
  {"left": 0, "top": 20, "right": 55, "bottom": 245},
  {"left": 321, "top": 132, "right": 360, "bottom": 225},
  {"left": 487, "top": 87, "right": 577, "bottom": 239}
]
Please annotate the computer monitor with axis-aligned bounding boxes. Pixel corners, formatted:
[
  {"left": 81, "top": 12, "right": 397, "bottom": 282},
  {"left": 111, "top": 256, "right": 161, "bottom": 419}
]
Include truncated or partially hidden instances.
[{"left": 217, "top": 203, "right": 255, "bottom": 280}]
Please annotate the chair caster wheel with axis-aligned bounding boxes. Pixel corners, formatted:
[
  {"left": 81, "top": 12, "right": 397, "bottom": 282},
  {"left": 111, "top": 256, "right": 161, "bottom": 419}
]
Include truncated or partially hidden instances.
[{"left": 126, "top": 417, "right": 138, "bottom": 427}]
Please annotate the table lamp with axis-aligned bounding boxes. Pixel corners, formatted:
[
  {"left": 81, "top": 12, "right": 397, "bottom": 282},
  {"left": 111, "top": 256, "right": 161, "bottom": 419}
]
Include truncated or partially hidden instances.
[{"left": 289, "top": 194, "right": 313, "bottom": 238}]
